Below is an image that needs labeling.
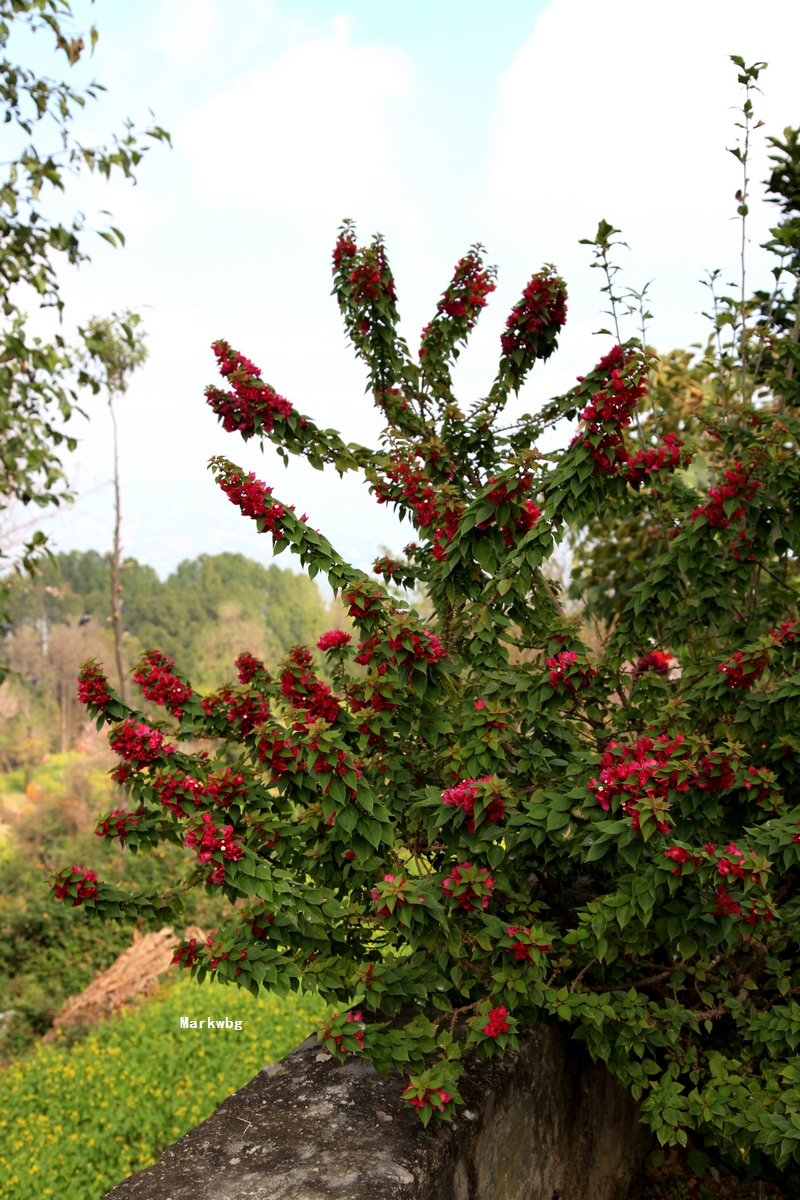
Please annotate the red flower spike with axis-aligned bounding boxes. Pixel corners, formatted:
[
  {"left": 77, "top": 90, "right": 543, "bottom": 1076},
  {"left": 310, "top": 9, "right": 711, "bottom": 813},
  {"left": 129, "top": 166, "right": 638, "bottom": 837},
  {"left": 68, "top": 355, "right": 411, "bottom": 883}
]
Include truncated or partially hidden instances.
[
  {"left": 77, "top": 661, "right": 111, "bottom": 709},
  {"left": 216, "top": 468, "right": 287, "bottom": 540},
  {"left": 500, "top": 265, "right": 567, "bottom": 369},
  {"left": 280, "top": 646, "right": 340, "bottom": 726},
  {"left": 206, "top": 340, "right": 293, "bottom": 439},
  {"left": 109, "top": 720, "right": 174, "bottom": 765},
  {"left": 133, "top": 649, "right": 192, "bottom": 717},
  {"left": 317, "top": 630, "right": 352, "bottom": 652}
]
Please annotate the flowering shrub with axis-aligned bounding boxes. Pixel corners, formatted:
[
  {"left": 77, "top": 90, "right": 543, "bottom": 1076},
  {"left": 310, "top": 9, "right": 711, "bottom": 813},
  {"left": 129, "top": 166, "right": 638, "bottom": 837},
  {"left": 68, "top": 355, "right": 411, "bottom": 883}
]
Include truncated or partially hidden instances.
[{"left": 53, "top": 113, "right": 800, "bottom": 1169}]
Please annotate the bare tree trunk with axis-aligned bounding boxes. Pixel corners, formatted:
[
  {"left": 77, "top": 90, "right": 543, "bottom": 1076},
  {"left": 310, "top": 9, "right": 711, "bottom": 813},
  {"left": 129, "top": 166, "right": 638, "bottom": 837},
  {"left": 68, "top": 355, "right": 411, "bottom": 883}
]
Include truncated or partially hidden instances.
[
  {"left": 109, "top": 399, "right": 126, "bottom": 702},
  {"left": 60, "top": 666, "right": 69, "bottom": 753}
]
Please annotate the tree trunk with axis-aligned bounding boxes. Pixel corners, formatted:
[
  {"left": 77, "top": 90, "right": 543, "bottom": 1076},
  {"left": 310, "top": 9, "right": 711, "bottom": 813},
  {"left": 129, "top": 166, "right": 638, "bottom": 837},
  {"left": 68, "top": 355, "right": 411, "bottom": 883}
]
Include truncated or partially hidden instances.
[
  {"left": 60, "top": 666, "right": 69, "bottom": 753},
  {"left": 109, "top": 399, "right": 126, "bottom": 703}
]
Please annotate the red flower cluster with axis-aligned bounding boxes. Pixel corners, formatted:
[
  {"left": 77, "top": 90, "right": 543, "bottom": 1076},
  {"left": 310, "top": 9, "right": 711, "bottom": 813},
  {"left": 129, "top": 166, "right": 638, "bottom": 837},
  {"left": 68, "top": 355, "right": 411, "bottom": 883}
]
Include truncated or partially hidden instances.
[
  {"left": 663, "top": 845, "right": 702, "bottom": 875},
  {"left": 589, "top": 735, "right": 687, "bottom": 811},
  {"left": 247, "top": 910, "right": 275, "bottom": 939},
  {"left": 336, "top": 231, "right": 395, "bottom": 337},
  {"left": 280, "top": 647, "right": 340, "bottom": 726},
  {"left": 206, "top": 340, "right": 293, "bottom": 438},
  {"left": 573, "top": 347, "right": 647, "bottom": 474},
  {"left": 667, "top": 842, "right": 772, "bottom": 924},
  {"left": 716, "top": 843, "right": 746, "bottom": 880},
  {"left": 317, "top": 630, "right": 352, "bottom": 652},
  {"left": 580, "top": 346, "right": 645, "bottom": 424},
  {"left": 500, "top": 265, "right": 567, "bottom": 361},
  {"left": 505, "top": 925, "right": 552, "bottom": 963},
  {"left": 589, "top": 734, "right": 691, "bottom": 836},
  {"left": 626, "top": 433, "right": 685, "bottom": 485},
  {"left": 332, "top": 228, "right": 357, "bottom": 268},
  {"left": 546, "top": 650, "right": 597, "bottom": 692},
  {"left": 133, "top": 649, "right": 192, "bottom": 717},
  {"left": 441, "top": 777, "right": 504, "bottom": 833},
  {"left": 95, "top": 808, "right": 140, "bottom": 845},
  {"left": 441, "top": 862, "right": 495, "bottom": 912},
  {"left": 476, "top": 476, "right": 541, "bottom": 546},
  {"left": 713, "top": 885, "right": 742, "bottom": 917},
  {"left": 691, "top": 463, "right": 760, "bottom": 528},
  {"left": 742, "top": 900, "right": 775, "bottom": 927},
  {"left": 184, "top": 812, "right": 244, "bottom": 883},
  {"left": 692, "top": 752, "right": 735, "bottom": 793},
  {"left": 201, "top": 686, "right": 270, "bottom": 737},
  {"left": 482, "top": 1006, "right": 509, "bottom": 1037},
  {"left": 153, "top": 770, "right": 205, "bottom": 816},
  {"left": 420, "top": 248, "right": 497, "bottom": 360},
  {"left": 742, "top": 764, "right": 778, "bottom": 809},
  {"left": 370, "top": 873, "right": 419, "bottom": 917},
  {"left": 343, "top": 588, "right": 382, "bottom": 620},
  {"left": 431, "top": 502, "right": 464, "bottom": 562},
  {"left": 172, "top": 938, "right": 200, "bottom": 969},
  {"left": 109, "top": 720, "right": 174, "bottom": 765},
  {"left": 718, "top": 650, "right": 768, "bottom": 690},
  {"left": 438, "top": 249, "right": 497, "bottom": 324},
  {"left": 402, "top": 1084, "right": 452, "bottom": 1113},
  {"left": 333, "top": 1011, "right": 365, "bottom": 1053},
  {"left": 311, "top": 745, "right": 354, "bottom": 782},
  {"left": 354, "top": 635, "right": 381, "bottom": 666},
  {"left": 256, "top": 729, "right": 300, "bottom": 776},
  {"left": 374, "top": 454, "right": 440, "bottom": 529},
  {"left": 770, "top": 620, "right": 799, "bottom": 645},
  {"left": 77, "top": 661, "right": 110, "bottom": 709},
  {"left": 235, "top": 652, "right": 269, "bottom": 685},
  {"left": 373, "top": 554, "right": 403, "bottom": 579},
  {"left": 388, "top": 629, "right": 445, "bottom": 669},
  {"left": 217, "top": 469, "right": 287, "bottom": 540},
  {"left": 53, "top": 865, "right": 98, "bottom": 907},
  {"left": 635, "top": 650, "right": 670, "bottom": 675},
  {"left": 349, "top": 245, "right": 395, "bottom": 306},
  {"left": 207, "top": 768, "right": 249, "bottom": 807},
  {"left": 348, "top": 679, "right": 399, "bottom": 723}
]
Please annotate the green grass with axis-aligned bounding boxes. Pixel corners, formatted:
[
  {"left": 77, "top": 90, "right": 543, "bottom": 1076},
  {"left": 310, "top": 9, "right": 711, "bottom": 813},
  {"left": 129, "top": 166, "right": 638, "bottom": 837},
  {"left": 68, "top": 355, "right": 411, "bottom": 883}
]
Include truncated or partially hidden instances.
[{"left": 0, "top": 978, "right": 325, "bottom": 1200}]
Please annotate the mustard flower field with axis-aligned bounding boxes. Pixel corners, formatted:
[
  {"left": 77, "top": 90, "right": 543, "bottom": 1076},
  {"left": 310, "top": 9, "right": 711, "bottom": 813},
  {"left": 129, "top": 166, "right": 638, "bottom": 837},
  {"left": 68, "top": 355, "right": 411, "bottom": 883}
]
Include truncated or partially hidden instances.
[{"left": 0, "top": 980, "right": 324, "bottom": 1200}]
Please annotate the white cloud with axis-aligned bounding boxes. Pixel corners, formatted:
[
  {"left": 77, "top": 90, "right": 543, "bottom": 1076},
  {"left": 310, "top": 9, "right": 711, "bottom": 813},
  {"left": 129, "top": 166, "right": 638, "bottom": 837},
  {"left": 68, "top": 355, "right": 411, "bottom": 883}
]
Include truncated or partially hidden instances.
[
  {"left": 178, "top": 18, "right": 418, "bottom": 229},
  {"left": 486, "top": 0, "right": 800, "bottom": 361},
  {"left": 149, "top": 0, "right": 223, "bottom": 67}
]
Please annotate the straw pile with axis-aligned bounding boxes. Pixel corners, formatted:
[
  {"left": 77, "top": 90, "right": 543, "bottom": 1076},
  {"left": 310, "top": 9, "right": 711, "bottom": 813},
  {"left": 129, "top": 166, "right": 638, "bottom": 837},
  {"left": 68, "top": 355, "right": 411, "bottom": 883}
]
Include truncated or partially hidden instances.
[{"left": 45, "top": 925, "right": 205, "bottom": 1037}]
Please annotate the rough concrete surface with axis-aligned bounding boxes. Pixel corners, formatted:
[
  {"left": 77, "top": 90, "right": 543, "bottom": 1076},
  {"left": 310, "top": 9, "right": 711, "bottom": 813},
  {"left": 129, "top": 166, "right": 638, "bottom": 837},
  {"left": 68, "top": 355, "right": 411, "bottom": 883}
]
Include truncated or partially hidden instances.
[{"left": 102, "top": 1024, "right": 650, "bottom": 1200}]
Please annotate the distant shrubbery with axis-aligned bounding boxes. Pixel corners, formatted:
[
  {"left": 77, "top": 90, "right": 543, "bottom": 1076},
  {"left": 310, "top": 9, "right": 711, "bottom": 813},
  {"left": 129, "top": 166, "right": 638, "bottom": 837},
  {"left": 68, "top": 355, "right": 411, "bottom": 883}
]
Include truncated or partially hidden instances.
[{"left": 0, "top": 978, "right": 324, "bottom": 1200}]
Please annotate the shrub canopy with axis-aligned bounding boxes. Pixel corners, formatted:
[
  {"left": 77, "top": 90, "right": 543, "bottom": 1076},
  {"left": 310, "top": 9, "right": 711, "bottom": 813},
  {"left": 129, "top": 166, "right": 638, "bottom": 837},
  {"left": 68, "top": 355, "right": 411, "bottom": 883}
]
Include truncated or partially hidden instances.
[{"left": 54, "top": 86, "right": 800, "bottom": 1165}]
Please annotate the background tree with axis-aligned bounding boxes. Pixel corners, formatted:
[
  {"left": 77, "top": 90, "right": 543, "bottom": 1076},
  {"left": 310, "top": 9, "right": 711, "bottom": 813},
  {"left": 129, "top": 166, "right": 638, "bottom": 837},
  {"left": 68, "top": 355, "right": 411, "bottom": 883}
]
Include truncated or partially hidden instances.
[
  {"left": 79, "top": 311, "right": 148, "bottom": 701},
  {"left": 0, "top": 0, "right": 169, "bottom": 672}
]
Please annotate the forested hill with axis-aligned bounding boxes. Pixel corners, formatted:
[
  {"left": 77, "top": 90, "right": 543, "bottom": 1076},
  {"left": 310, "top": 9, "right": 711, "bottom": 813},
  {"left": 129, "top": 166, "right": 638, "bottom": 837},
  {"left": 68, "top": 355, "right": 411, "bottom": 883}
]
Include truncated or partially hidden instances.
[
  {"left": 7, "top": 550, "right": 329, "bottom": 665},
  {"left": 0, "top": 552, "right": 331, "bottom": 758}
]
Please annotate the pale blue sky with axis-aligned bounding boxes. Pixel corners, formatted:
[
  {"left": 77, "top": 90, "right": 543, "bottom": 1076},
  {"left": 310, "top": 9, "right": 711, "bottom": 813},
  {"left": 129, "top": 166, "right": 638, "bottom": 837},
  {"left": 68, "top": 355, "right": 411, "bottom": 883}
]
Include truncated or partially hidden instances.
[{"left": 11, "top": 0, "right": 800, "bottom": 579}]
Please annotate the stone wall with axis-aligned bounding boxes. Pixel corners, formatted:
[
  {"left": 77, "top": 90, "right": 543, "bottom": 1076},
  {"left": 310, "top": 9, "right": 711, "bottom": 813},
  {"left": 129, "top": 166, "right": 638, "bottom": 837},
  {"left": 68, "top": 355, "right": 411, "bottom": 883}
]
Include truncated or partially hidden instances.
[{"left": 103, "top": 1023, "right": 651, "bottom": 1200}]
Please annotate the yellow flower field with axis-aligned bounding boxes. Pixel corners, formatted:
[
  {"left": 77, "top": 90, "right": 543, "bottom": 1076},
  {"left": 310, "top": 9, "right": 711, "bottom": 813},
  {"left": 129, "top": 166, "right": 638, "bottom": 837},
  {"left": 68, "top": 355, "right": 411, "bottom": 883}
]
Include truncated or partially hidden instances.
[{"left": 0, "top": 979, "right": 324, "bottom": 1200}]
